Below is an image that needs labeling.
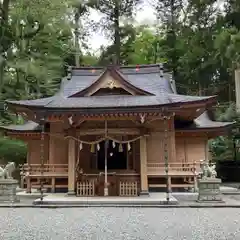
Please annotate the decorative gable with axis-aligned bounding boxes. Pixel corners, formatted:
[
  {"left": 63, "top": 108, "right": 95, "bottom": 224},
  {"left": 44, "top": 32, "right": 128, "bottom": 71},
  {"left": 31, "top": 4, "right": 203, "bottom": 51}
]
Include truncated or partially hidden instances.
[
  {"left": 68, "top": 67, "right": 153, "bottom": 97},
  {"left": 93, "top": 87, "right": 132, "bottom": 96},
  {"left": 86, "top": 72, "right": 135, "bottom": 96}
]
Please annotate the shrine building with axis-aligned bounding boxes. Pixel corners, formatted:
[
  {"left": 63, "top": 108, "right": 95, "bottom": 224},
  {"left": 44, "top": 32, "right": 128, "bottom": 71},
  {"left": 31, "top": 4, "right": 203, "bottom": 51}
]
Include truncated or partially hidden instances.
[{"left": 0, "top": 64, "right": 233, "bottom": 196}]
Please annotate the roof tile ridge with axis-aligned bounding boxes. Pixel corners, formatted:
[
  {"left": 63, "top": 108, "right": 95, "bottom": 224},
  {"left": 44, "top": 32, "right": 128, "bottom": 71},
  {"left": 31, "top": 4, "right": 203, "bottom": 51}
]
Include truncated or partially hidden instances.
[
  {"left": 113, "top": 68, "right": 154, "bottom": 96},
  {"left": 119, "top": 63, "right": 163, "bottom": 69}
]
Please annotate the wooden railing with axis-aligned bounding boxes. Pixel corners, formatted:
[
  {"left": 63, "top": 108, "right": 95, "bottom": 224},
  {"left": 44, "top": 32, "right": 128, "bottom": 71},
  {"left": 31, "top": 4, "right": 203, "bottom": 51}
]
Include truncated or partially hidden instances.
[
  {"left": 119, "top": 181, "right": 138, "bottom": 196},
  {"left": 20, "top": 164, "right": 68, "bottom": 176},
  {"left": 147, "top": 162, "right": 199, "bottom": 175},
  {"left": 76, "top": 172, "right": 140, "bottom": 196},
  {"left": 76, "top": 181, "right": 95, "bottom": 196}
]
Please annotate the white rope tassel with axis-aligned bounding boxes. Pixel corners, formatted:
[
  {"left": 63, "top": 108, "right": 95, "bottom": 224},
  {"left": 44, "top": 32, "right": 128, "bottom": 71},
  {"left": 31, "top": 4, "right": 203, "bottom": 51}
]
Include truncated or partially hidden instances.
[
  {"left": 68, "top": 115, "right": 73, "bottom": 125},
  {"left": 97, "top": 143, "right": 100, "bottom": 151},
  {"left": 112, "top": 141, "right": 116, "bottom": 148},
  {"left": 79, "top": 142, "right": 83, "bottom": 151},
  {"left": 128, "top": 142, "right": 131, "bottom": 151}
]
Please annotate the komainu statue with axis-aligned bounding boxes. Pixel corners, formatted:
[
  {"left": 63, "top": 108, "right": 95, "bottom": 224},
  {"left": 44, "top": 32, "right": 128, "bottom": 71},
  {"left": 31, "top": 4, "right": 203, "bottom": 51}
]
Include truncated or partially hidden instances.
[
  {"left": 199, "top": 160, "right": 217, "bottom": 179},
  {"left": 0, "top": 162, "right": 16, "bottom": 179}
]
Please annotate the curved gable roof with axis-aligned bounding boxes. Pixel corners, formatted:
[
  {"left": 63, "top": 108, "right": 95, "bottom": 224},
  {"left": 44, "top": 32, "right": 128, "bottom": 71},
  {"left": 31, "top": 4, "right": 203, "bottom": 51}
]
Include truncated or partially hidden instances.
[
  {"left": 68, "top": 67, "right": 154, "bottom": 97},
  {"left": 5, "top": 64, "right": 217, "bottom": 110}
]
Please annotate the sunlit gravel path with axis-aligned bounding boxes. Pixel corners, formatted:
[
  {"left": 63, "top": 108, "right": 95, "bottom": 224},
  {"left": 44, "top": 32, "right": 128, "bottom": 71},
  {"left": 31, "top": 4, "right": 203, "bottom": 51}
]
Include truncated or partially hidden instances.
[{"left": 0, "top": 208, "right": 240, "bottom": 240}]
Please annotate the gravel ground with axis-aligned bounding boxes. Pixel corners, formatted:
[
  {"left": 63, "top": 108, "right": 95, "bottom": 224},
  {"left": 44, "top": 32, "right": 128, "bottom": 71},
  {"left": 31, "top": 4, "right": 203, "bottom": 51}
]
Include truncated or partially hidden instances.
[{"left": 0, "top": 208, "right": 240, "bottom": 240}]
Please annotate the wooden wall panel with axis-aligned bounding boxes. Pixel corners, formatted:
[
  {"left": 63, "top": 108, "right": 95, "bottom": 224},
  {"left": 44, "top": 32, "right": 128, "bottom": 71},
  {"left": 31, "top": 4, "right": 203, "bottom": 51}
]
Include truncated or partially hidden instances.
[
  {"left": 49, "top": 122, "right": 68, "bottom": 165},
  {"left": 175, "top": 136, "right": 207, "bottom": 163},
  {"left": 175, "top": 138, "right": 186, "bottom": 163},
  {"left": 78, "top": 144, "right": 92, "bottom": 171},
  {"left": 133, "top": 140, "right": 140, "bottom": 172},
  {"left": 147, "top": 132, "right": 164, "bottom": 163},
  {"left": 146, "top": 118, "right": 176, "bottom": 164},
  {"left": 28, "top": 137, "right": 49, "bottom": 164},
  {"left": 75, "top": 135, "right": 95, "bottom": 172}
]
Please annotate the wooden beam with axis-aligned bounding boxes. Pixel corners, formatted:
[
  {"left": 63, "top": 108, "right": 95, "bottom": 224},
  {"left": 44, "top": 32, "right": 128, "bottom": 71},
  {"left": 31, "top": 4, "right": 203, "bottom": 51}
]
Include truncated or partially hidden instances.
[{"left": 76, "top": 128, "right": 142, "bottom": 136}]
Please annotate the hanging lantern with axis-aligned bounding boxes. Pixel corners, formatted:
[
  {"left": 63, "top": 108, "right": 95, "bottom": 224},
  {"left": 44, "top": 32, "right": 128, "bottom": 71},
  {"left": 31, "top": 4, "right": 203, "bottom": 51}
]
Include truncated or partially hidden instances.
[
  {"left": 127, "top": 142, "right": 131, "bottom": 151},
  {"left": 112, "top": 141, "right": 116, "bottom": 148},
  {"left": 90, "top": 144, "right": 95, "bottom": 153},
  {"left": 119, "top": 143, "right": 123, "bottom": 152},
  {"left": 136, "top": 64, "right": 140, "bottom": 72},
  {"left": 79, "top": 142, "right": 83, "bottom": 151},
  {"left": 97, "top": 143, "right": 100, "bottom": 151}
]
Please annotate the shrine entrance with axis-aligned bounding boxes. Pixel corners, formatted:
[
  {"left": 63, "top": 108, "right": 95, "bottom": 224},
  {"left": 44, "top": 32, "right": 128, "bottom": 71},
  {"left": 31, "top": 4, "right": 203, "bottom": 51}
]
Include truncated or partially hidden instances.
[{"left": 97, "top": 140, "right": 127, "bottom": 170}]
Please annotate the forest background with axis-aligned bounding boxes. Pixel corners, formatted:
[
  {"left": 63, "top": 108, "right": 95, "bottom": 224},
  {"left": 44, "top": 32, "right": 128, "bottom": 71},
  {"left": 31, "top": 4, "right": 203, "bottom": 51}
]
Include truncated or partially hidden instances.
[{"left": 0, "top": 0, "right": 240, "bottom": 165}]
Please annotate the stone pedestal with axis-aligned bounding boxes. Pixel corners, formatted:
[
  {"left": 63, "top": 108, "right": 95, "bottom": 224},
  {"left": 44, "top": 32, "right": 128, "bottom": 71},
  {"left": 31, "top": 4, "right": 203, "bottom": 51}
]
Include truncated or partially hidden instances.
[
  {"left": 139, "top": 190, "right": 149, "bottom": 196},
  {"left": 0, "top": 179, "right": 20, "bottom": 203},
  {"left": 197, "top": 178, "right": 223, "bottom": 202}
]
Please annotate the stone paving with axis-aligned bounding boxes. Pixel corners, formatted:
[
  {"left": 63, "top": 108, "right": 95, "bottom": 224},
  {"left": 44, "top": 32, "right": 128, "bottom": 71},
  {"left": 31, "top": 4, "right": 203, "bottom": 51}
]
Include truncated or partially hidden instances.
[
  {"left": 1, "top": 208, "right": 240, "bottom": 240},
  {"left": 33, "top": 192, "right": 178, "bottom": 206},
  {"left": 1, "top": 192, "right": 240, "bottom": 207}
]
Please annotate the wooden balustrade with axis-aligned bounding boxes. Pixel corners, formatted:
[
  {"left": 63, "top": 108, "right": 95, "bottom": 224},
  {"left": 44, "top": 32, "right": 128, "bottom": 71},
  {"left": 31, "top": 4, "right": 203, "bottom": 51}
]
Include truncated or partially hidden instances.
[
  {"left": 76, "top": 181, "right": 95, "bottom": 196},
  {"left": 147, "top": 162, "right": 199, "bottom": 176},
  {"left": 20, "top": 164, "right": 69, "bottom": 193},
  {"left": 147, "top": 162, "right": 199, "bottom": 192},
  {"left": 20, "top": 164, "right": 68, "bottom": 176},
  {"left": 119, "top": 181, "right": 138, "bottom": 196}
]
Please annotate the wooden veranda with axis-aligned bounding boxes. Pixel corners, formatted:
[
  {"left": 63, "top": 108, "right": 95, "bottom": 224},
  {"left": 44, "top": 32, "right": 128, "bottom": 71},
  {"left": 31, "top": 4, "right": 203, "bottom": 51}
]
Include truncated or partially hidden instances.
[{"left": 20, "top": 161, "right": 199, "bottom": 196}]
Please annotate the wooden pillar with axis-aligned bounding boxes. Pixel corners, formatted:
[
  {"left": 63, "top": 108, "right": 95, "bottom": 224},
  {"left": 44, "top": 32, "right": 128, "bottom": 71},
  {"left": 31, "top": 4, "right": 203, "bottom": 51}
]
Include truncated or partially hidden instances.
[
  {"left": 48, "top": 136, "right": 54, "bottom": 164},
  {"left": 67, "top": 138, "right": 76, "bottom": 195},
  {"left": 205, "top": 138, "right": 209, "bottom": 162},
  {"left": 169, "top": 117, "right": 176, "bottom": 163},
  {"left": 140, "top": 136, "right": 149, "bottom": 195}
]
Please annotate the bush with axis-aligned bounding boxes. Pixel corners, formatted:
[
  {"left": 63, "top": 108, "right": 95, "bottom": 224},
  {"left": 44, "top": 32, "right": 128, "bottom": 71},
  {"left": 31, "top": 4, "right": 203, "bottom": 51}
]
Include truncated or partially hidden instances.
[{"left": 0, "top": 136, "right": 27, "bottom": 166}]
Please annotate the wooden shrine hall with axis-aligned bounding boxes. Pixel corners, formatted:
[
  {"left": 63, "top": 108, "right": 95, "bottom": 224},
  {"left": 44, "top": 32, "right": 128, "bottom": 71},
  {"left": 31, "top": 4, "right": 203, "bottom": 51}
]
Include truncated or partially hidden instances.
[{"left": 0, "top": 64, "right": 233, "bottom": 197}]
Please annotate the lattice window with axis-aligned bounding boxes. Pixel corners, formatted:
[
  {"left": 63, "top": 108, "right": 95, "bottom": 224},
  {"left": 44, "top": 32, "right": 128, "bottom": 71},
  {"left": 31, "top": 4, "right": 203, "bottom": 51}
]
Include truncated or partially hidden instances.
[
  {"left": 119, "top": 181, "right": 138, "bottom": 196},
  {"left": 76, "top": 181, "right": 95, "bottom": 196}
]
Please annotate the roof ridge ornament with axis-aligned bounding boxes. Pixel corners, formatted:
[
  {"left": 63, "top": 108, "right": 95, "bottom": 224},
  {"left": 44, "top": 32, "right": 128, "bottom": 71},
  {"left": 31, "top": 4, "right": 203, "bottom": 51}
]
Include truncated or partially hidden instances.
[{"left": 106, "top": 79, "right": 116, "bottom": 89}]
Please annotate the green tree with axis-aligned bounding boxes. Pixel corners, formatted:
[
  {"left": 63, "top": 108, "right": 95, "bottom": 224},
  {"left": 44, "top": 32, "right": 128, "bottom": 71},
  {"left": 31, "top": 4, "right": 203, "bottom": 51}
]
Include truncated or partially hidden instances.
[
  {"left": 94, "top": 0, "right": 142, "bottom": 65},
  {"left": 153, "top": 0, "right": 183, "bottom": 79}
]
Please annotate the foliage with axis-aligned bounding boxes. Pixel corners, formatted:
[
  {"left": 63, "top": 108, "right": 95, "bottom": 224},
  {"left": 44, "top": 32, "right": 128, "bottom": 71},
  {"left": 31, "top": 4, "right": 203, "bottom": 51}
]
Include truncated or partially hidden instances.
[
  {"left": 95, "top": 0, "right": 142, "bottom": 64},
  {"left": 209, "top": 103, "right": 240, "bottom": 161},
  {"left": 0, "top": 136, "right": 27, "bottom": 166},
  {"left": 1, "top": 0, "right": 240, "bottom": 162}
]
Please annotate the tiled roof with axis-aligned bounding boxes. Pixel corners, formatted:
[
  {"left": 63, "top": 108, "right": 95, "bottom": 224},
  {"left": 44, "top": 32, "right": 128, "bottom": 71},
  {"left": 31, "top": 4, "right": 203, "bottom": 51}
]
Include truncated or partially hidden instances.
[
  {"left": 1, "top": 64, "right": 234, "bottom": 132},
  {"left": 6, "top": 64, "right": 215, "bottom": 109},
  {"left": 192, "top": 111, "right": 234, "bottom": 129},
  {"left": 0, "top": 121, "right": 41, "bottom": 132},
  {"left": 6, "top": 94, "right": 214, "bottom": 109}
]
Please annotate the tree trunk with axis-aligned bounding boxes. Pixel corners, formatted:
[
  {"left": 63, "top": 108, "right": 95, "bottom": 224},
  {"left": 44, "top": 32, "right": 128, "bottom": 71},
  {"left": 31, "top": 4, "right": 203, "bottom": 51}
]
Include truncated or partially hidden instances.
[
  {"left": 113, "top": 1, "right": 120, "bottom": 65},
  {"left": 74, "top": 12, "right": 80, "bottom": 67},
  {"left": 0, "top": 55, "right": 5, "bottom": 95},
  {"left": 169, "top": 0, "right": 178, "bottom": 79},
  {"left": 0, "top": 0, "right": 11, "bottom": 95},
  {"left": 2, "top": 0, "right": 10, "bottom": 22},
  {"left": 0, "top": 0, "right": 10, "bottom": 52}
]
